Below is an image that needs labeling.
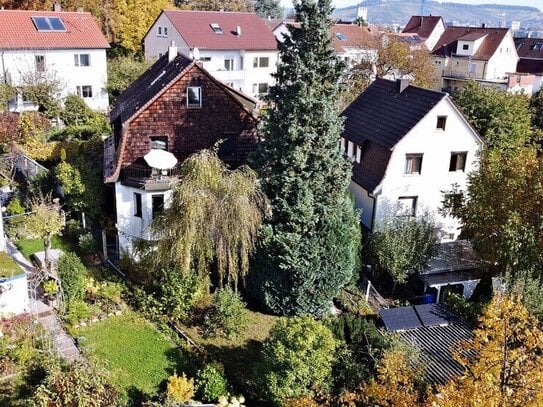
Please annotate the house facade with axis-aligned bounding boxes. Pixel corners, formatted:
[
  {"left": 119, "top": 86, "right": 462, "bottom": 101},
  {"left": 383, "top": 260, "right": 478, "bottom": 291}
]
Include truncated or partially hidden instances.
[
  {"left": 143, "top": 10, "right": 278, "bottom": 100},
  {"left": 0, "top": 9, "right": 109, "bottom": 111},
  {"left": 402, "top": 15, "right": 445, "bottom": 51},
  {"left": 104, "top": 45, "right": 259, "bottom": 255},
  {"left": 514, "top": 37, "right": 543, "bottom": 93},
  {"left": 342, "top": 78, "right": 483, "bottom": 241}
]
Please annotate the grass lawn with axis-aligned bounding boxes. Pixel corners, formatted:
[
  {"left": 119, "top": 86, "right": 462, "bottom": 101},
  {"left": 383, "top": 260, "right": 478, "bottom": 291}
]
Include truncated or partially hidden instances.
[
  {"left": 0, "top": 251, "right": 24, "bottom": 279},
  {"left": 76, "top": 311, "right": 190, "bottom": 403},
  {"left": 15, "top": 235, "right": 75, "bottom": 260}
]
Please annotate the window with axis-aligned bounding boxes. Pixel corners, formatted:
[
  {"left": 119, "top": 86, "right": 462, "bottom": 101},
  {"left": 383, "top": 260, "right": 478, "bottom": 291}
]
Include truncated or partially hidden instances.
[
  {"left": 224, "top": 58, "right": 234, "bottom": 71},
  {"left": 35, "top": 55, "right": 45, "bottom": 72},
  {"left": 152, "top": 195, "right": 164, "bottom": 218},
  {"left": 158, "top": 26, "right": 162, "bottom": 36},
  {"left": 532, "top": 43, "right": 543, "bottom": 51},
  {"left": 347, "top": 141, "right": 354, "bottom": 158},
  {"left": 31, "top": 16, "right": 66, "bottom": 31},
  {"left": 436, "top": 116, "right": 447, "bottom": 130},
  {"left": 449, "top": 152, "right": 467, "bottom": 172},
  {"left": 210, "top": 23, "right": 223, "bottom": 34},
  {"left": 253, "top": 56, "right": 270, "bottom": 68},
  {"left": 355, "top": 145, "right": 362, "bottom": 163},
  {"left": 134, "top": 193, "right": 142, "bottom": 217},
  {"left": 442, "top": 193, "right": 463, "bottom": 215},
  {"left": 150, "top": 136, "right": 168, "bottom": 151},
  {"left": 218, "top": 133, "right": 238, "bottom": 161},
  {"left": 74, "top": 54, "right": 90, "bottom": 67},
  {"left": 164, "top": 27, "right": 168, "bottom": 36},
  {"left": 398, "top": 196, "right": 417, "bottom": 217},
  {"left": 200, "top": 56, "right": 212, "bottom": 62},
  {"left": 252, "top": 83, "right": 269, "bottom": 95},
  {"left": 76, "top": 85, "right": 92, "bottom": 98},
  {"left": 187, "top": 86, "right": 202, "bottom": 108},
  {"left": 336, "top": 32, "right": 347, "bottom": 41},
  {"left": 405, "top": 154, "right": 423, "bottom": 175},
  {"left": 157, "top": 26, "right": 168, "bottom": 37},
  {"left": 462, "top": 44, "right": 469, "bottom": 50}
]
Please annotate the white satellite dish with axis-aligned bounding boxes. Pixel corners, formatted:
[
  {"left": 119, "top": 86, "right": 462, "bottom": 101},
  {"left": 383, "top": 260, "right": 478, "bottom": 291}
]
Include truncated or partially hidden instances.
[{"left": 144, "top": 149, "right": 178, "bottom": 170}]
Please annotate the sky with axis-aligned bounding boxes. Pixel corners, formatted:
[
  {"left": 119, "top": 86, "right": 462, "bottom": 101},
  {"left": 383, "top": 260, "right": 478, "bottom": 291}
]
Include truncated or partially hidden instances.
[{"left": 279, "top": 0, "right": 542, "bottom": 10}]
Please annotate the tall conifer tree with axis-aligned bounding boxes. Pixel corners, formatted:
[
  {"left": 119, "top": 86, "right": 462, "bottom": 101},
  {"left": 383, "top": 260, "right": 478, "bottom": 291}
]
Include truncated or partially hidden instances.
[{"left": 250, "top": 0, "right": 360, "bottom": 316}]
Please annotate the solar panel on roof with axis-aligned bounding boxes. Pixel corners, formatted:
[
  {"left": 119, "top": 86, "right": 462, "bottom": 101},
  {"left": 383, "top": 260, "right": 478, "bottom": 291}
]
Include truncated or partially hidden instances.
[
  {"left": 49, "top": 17, "right": 66, "bottom": 31},
  {"left": 336, "top": 32, "right": 347, "bottom": 41},
  {"left": 32, "top": 16, "right": 66, "bottom": 32},
  {"left": 380, "top": 306, "right": 422, "bottom": 331},
  {"left": 414, "top": 303, "right": 454, "bottom": 327}
]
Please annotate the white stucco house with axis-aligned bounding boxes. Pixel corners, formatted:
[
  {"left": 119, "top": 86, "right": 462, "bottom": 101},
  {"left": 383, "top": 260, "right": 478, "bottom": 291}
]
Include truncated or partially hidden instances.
[
  {"left": 401, "top": 15, "right": 445, "bottom": 51},
  {"left": 341, "top": 78, "right": 483, "bottom": 242},
  {"left": 143, "top": 10, "right": 278, "bottom": 100},
  {"left": 0, "top": 9, "right": 110, "bottom": 112}
]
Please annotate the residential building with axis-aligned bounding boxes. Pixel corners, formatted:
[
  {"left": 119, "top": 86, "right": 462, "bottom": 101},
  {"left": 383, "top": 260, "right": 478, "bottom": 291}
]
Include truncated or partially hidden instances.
[
  {"left": 341, "top": 78, "right": 483, "bottom": 241},
  {"left": 431, "top": 25, "right": 519, "bottom": 92},
  {"left": 0, "top": 9, "right": 109, "bottom": 111},
  {"left": 143, "top": 10, "right": 277, "bottom": 100},
  {"left": 402, "top": 15, "right": 446, "bottom": 51},
  {"left": 514, "top": 37, "right": 543, "bottom": 93},
  {"left": 104, "top": 45, "right": 259, "bottom": 255}
]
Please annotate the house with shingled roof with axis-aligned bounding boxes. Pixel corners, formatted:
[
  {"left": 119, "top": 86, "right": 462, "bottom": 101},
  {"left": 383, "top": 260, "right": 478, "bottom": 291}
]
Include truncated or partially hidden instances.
[
  {"left": 429, "top": 24, "right": 518, "bottom": 92},
  {"left": 104, "top": 44, "right": 259, "bottom": 255},
  {"left": 514, "top": 37, "right": 543, "bottom": 93},
  {"left": 341, "top": 78, "right": 483, "bottom": 241},
  {"left": 402, "top": 15, "right": 445, "bottom": 51},
  {"left": 0, "top": 8, "right": 109, "bottom": 112},
  {"left": 143, "top": 10, "right": 277, "bottom": 100}
]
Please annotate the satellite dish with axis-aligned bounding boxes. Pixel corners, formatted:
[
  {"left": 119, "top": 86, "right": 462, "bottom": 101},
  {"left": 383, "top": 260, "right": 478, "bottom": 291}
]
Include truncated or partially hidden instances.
[{"left": 144, "top": 149, "right": 178, "bottom": 170}]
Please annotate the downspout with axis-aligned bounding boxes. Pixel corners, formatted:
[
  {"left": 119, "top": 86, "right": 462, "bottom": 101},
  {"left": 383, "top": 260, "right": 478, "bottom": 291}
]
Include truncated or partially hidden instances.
[{"left": 370, "top": 192, "right": 377, "bottom": 231}]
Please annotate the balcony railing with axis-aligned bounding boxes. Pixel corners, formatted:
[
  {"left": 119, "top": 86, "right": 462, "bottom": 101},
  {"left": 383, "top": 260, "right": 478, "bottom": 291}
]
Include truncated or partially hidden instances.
[
  {"left": 121, "top": 163, "right": 182, "bottom": 191},
  {"left": 442, "top": 70, "right": 478, "bottom": 80}
]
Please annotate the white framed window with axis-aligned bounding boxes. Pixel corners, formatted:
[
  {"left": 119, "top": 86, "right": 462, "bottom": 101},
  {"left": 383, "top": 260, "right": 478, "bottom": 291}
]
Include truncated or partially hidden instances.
[
  {"left": 252, "top": 83, "right": 269, "bottom": 96},
  {"left": 158, "top": 26, "right": 162, "bottom": 36},
  {"left": 210, "top": 23, "right": 223, "bottom": 34},
  {"left": 134, "top": 193, "right": 142, "bottom": 218},
  {"left": 187, "top": 86, "right": 202, "bottom": 108},
  {"left": 152, "top": 194, "right": 164, "bottom": 218},
  {"left": 436, "top": 116, "right": 447, "bottom": 130},
  {"left": 398, "top": 196, "right": 417, "bottom": 217},
  {"left": 347, "top": 141, "right": 354, "bottom": 158},
  {"left": 74, "top": 54, "right": 90, "bottom": 67},
  {"left": 76, "top": 85, "right": 92, "bottom": 98},
  {"left": 449, "top": 152, "right": 467, "bottom": 172},
  {"left": 356, "top": 145, "right": 362, "bottom": 163},
  {"left": 253, "top": 56, "right": 270, "bottom": 68},
  {"left": 224, "top": 58, "right": 234, "bottom": 71},
  {"left": 164, "top": 27, "right": 168, "bottom": 36},
  {"left": 462, "top": 44, "right": 469, "bottom": 50},
  {"left": 157, "top": 26, "right": 168, "bottom": 37},
  {"left": 405, "top": 154, "right": 423, "bottom": 175},
  {"left": 35, "top": 55, "right": 45, "bottom": 72}
]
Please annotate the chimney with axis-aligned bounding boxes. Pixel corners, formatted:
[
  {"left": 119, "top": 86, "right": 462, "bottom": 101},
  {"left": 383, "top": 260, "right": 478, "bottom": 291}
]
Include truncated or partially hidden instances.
[
  {"left": 236, "top": 25, "right": 241, "bottom": 36},
  {"left": 168, "top": 41, "right": 177, "bottom": 62},
  {"left": 53, "top": 2, "right": 61, "bottom": 11},
  {"left": 398, "top": 78, "right": 410, "bottom": 93},
  {"left": 481, "top": 23, "right": 486, "bottom": 28}
]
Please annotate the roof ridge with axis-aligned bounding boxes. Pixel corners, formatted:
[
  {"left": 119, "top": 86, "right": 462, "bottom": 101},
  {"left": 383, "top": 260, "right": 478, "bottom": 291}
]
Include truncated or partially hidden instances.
[{"left": 164, "top": 9, "right": 259, "bottom": 15}]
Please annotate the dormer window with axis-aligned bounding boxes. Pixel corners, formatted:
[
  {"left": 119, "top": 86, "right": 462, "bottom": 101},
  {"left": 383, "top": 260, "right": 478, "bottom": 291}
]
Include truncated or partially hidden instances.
[
  {"left": 532, "top": 43, "right": 543, "bottom": 51},
  {"left": 187, "top": 86, "right": 202, "bottom": 108},
  {"left": 462, "top": 44, "right": 469, "bottom": 50},
  {"left": 210, "top": 23, "right": 223, "bottom": 34}
]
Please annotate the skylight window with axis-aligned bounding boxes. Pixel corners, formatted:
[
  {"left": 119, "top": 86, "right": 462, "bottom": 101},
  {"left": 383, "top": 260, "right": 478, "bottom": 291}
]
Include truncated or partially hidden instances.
[
  {"left": 532, "top": 43, "right": 543, "bottom": 51},
  {"left": 32, "top": 16, "right": 66, "bottom": 32},
  {"left": 336, "top": 32, "right": 347, "bottom": 41},
  {"left": 210, "top": 23, "right": 223, "bottom": 34}
]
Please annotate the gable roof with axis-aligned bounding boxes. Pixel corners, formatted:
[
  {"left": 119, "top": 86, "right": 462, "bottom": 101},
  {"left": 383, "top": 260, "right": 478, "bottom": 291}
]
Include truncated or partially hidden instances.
[
  {"left": 161, "top": 10, "right": 277, "bottom": 51},
  {"left": 342, "top": 78, "right": 446, "bottom": 192},
  {"left": 330, "top": 24, "right": 374, "bottom": 53},
  {"left": 432, "top": 26, "right": 509, "bottom": 60},
  {"left": 402, "top": 15, "right": 443, "bottom": 39},
  {"left": 0, "top": 9, "right": 109, "bottom": 50},
  {"left": 514, "top": 37, "right": 543, "bottom": 59}
]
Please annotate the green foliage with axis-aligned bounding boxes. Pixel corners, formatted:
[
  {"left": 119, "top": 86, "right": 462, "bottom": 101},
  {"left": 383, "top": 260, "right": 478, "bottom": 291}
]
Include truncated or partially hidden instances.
[
  {"left": 157, "top": 268, "right": 207, "bottom": 320},
  {"left": 6, "top": 197, "right": 25, "bottom": 215},
  {"left": 250, "top": 0, "right": 361, "bottom": 316},
  {"left": 107, "top": 56, "right": 150, "bottom": 103},
  {"left": 531, "top": 88, "right": 543, "bottom": 131},
  {"left": 195, "top": 364, "right": 229, "bottom": 402},
  {"left": 204, "top": 287, "right": 249, "bottom": 338},
  {"left": 34, "top": 360, "right": 119, "bottom": 406},
  {"left": 78, "top": 232, "right": 98, "bottom": 255},
  {"left": 258, "top": 316, "right": 337, "bottom": 405},
  {"left": 17, "top": 70, "right": 62, "bottom": 118},
  {"left": 453, "top": 81, "right": 533, "bottom": 149},
  {"left": 254, "top": 0, "right": 283, "bottom": 18},
  {"left": 166, "top": 372, "right": 195, "bottom": 403},
  {"left": 370, "top": 217, "right": 439, "bottom": 286},
  {"left": 61, "top": 94, "right": 93, "bottom": 126},
  {"left": 43, "top": 279, "right": 58, "bottom": 296},
  {"left": 442, "top": 292, "right": 486, "bottom": 326},
  {"left": 58, "top": 252, "right": 88, "bottom": 303},
  {"left": 0, "top": 251, "right": 24, "bottom": 279},
  {"left": 506, "top": 269, "right": 543, "bottom": 321},
  {"left": 65, "top": 299, "right": 92, "bottom": 325},
  {"left": 0, "top": 83, "right": 15, "bottom": 112}
]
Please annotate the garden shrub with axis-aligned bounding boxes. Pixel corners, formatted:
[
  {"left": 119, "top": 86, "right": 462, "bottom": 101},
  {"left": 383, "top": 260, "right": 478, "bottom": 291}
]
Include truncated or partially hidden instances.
[
  {"left": 195, "top": 364, "right": 229, "bottom": 403},
  {"left": 64, "top": 300, "right": 91, "bottom": 325},
  {"left": 78, "top": 232, "right": 98, "bottom": 255},
  {"left": 203, "top": 287, "right": 249, "bottom": 338},
  {"left": 6, "top": 197, "right": 25, "bottom": 216},
  {"left": 57, "top": 252, "right": 87, "bottom": 303},
  {"left": 166, "top": 372, "right": 195, "bottom": 403},
  {"left": 97, "top": 281, "right": 123, "bottom": 311},
  {"left": 64, "top": 219, "right": 83, "bottom": 239},
  {"left": 158, "top": 269, "right": 206, "bottom": 321}
]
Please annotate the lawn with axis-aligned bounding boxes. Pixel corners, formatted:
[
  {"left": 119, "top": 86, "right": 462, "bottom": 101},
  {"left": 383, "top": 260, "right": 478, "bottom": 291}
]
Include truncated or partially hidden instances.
[
  {"left": 15, "top": 235, "right": 75, "bottom": 260},
  {"left": 0, "top": 251, "right": 24, "bottom": 279},
  {"left": 76, "top": 311, "right": 190, "bottom": 403}
]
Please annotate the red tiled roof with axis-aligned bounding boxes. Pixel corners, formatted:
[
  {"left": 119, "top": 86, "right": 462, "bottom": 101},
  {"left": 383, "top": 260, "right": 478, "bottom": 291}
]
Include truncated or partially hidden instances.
[
  {"left": 163, "top": 10, "right": 277, "bottom": 51},
  {"left": 0, "top": 10, "right": 109, "bottom": 49},
  {"left": 432, "top": 27, "right": 509, "bottom": 60},
  {"left": 330, "top": 24, "right": 375, "bottom": 53},
  {"left": 402, "top": 16, "right": 443, "bottom": 40}
]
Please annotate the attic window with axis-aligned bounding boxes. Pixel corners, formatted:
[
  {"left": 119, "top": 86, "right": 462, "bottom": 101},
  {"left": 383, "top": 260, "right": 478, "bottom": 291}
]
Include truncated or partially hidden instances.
[
  {"left": 532, "top": 43, "right": 543, "bottom": 51},
  {"left": 187, "top": 86, "right": 202, "bottom": 108},
  {"left": 210, "top": 23, "right": 223, "bottom": 34},
  {"left": 32, "top": 16, "right": 66, "bottom": 32},
  {"left": 336, "top": 32, "right": 347, "bottom": 41}
]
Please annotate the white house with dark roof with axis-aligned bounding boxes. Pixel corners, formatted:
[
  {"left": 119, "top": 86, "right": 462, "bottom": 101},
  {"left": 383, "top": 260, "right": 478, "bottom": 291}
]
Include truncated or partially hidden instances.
[
  {"left": 0, "top": 9, "right": 109, "bottom": 111},
  {"left": 341, "top": 78, "right": 483, "bottom": 241},
  {"left": 143, "top": 10, "right": 278, "bottom": 99}
]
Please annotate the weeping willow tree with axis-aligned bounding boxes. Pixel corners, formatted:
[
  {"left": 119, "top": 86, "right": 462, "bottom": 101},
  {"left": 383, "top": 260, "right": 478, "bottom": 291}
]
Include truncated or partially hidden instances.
[{"left": 151, "top": 150, "right": 268, "bottom": 290}]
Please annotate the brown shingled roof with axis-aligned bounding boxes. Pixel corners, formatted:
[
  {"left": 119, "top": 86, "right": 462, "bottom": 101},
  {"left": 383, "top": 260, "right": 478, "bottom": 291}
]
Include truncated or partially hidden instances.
[
  {"left": 162, "top": 10, "right": 277, "bottom": 51},
  {"left": 514, "top": 37, "right": 543, "bottom": 59},
  {"left": 0, "top": 9, "right": 109, "bottom": 50},
  {"left": 402, "top": 15, "right": 443, "bottom": 40},
  {"left": 432, "top": 26, "right": 509, "bottom": 60}
]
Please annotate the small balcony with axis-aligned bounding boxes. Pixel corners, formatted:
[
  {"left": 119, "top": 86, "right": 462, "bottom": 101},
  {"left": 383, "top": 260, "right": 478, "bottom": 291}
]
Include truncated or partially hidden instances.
[
  {"left": 442, "top": 70, "right": 478, "bottom": 80},
  {"left": 121, "top": 162, "right": 181, "bottom": 191}
]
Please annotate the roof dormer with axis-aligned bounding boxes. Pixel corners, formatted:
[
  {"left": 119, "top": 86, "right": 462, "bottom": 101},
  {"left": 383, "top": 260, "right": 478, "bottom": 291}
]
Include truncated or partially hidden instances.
[{"left": 455, "top": 32, "right": 487, "bottom": 56}]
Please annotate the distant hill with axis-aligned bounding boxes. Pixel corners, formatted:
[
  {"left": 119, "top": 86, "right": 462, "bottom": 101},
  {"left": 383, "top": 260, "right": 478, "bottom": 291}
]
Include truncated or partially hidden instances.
[{"left": 333, "top": 0, "right": 543, "bottom": 28}]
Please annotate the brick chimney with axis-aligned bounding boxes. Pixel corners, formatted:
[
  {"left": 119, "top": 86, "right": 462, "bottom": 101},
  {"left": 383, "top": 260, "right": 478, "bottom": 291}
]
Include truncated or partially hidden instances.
[{"left": 53, "top": 2, "right": 61, "bottom": 11}]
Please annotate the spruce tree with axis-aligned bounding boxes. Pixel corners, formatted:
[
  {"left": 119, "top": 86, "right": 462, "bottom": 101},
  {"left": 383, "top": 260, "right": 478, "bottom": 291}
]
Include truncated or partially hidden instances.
[
  {"left": 250, "top": 0, "right": 361, "bottom": 316},
  {"left": 254, "top": 0, "right": 283, "bottom": 19}
]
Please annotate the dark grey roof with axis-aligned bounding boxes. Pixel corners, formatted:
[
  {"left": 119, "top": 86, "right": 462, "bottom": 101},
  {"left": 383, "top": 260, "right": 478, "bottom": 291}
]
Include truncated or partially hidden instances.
[
  {"left": 110, "top": 53, "right": 194, "bottom": 124},
  {"left": 420, "top": 269, "right": 484, "bottom": 287},
  {"left": 342, "top": 78, "right": 446, "bottom": 192},
  {"left": 425, "top": 240, "right": 482, "bottom": 274}
]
